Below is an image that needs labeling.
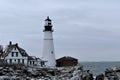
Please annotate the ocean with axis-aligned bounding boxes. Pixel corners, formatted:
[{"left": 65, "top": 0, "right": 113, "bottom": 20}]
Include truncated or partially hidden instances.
[{"left": 80, "top": 62, "right": 120, "bottom": 76}]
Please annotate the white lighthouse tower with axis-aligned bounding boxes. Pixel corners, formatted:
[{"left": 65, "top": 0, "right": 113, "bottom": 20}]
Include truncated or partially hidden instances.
[{"left": 42, "top": 16, "right": 56, "bottom": 67}]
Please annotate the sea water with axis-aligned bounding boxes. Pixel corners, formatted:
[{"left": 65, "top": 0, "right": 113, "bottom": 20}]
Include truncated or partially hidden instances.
[{"left": 80, "top": 62, "right": 120, "bottom": 76}]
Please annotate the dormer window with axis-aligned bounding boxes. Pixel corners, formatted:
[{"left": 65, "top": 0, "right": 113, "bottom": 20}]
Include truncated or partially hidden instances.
[
  {"left": 16, "top": 52, "right": 18, "bottom": 57},
  {"left": 12, "top": 52, "right": 14, "bottom": 57},
  {"left": 14, "top": 47, "right": 16, "bottom": 50}
]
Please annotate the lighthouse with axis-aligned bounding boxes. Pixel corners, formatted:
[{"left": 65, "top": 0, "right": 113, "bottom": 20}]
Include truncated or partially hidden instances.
[{"left": 42, "top": 16, "right": 56, "bottom": 67}]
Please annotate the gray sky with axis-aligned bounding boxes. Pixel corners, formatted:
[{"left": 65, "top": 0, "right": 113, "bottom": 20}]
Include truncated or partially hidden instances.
[{"left": 0, "top": 0, "right": 120, "bottom": 61}]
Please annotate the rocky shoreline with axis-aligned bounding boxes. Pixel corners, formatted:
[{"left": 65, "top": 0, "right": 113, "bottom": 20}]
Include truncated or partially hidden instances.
[
  {"left": 0, "top": 64, "right": 93, "bottom": 80},
  {"left": 96, "top": 66, "right": 120, "bottom": 80},
  {"left": 1, "top": 64, "right": 120, "bottom": 80}
]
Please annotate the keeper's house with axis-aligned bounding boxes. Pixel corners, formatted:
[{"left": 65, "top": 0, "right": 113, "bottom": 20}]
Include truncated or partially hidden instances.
[{"left": 0, "top": 41, "right": 46, "bottom": 67}]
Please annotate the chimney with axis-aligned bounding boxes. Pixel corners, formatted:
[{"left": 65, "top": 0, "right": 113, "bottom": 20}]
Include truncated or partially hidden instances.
[
  {"left": 9, "top": 41, "right": 12, "bottom": 45},
  {"left": 0, "top": 45, "right": 3, "bottom": 53},
  {"left": 15, "top": 43, "right": 18, "bottom": 46}
]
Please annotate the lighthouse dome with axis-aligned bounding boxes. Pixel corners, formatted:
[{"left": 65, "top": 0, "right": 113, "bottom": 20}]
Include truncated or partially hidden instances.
[
  {"left": 44, "top": 16, "right": 53, "bottom": 32},
  {"left": 45, "top": 16, "right": 51, "bottom": 21}
]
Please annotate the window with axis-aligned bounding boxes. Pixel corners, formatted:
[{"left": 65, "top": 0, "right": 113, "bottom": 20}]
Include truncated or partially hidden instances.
[
  {"left": 16, "top": 52, "right": 18, "bottom": 57},
  {"left": 30, "top": 61, "right": 31, "bottom": 65},
  {"left": 51, "top": 51, "right": 53, "bottom": 54},
  {"left": 18, "top": 59, "right": 20, "bottom": 63},
  {"left": 41, "top": 61, "right": 45, "bottom": 67},
  {"left": 14, "top": 47, "right": 16, "bottom": 50},
  {"left": 33, "top": 61, "right": 34, "bottom": 65},
  {"left": 22, "top": 59, "right": 24, "bottom": 64},
  {"left": 10, "top": 59, "right": 12, "bottom": 64},
  {"left": 12, "top": 52, "right": 14, "bottom": 57}
]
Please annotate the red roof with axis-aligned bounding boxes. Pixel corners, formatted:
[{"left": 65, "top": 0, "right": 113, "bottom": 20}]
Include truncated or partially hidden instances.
[{"left": 56, "top": 56, "right": 78, "bottom": 61}]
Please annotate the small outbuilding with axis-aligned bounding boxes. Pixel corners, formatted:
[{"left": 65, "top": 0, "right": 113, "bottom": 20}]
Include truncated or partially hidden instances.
[{"left": 56, "top": 56, "right": 78, "bottom": 67}]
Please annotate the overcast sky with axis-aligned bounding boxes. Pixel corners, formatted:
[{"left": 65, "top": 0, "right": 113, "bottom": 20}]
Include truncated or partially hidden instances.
[{"left": 0, "top": 0, "right": 120, "bottom": 61}]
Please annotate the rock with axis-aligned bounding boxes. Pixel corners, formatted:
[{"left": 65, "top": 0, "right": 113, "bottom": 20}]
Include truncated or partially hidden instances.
[
  {"left": 81, "top": 70, "right": 94, "bottom": 80},
  {"left": 96, "top": 74, "right": 104, "bottom": 80},
  {"left": 0, "top": 65, "right": 94, "bottom": 80},
  {"left": 96, "top": 66, "right": 120, "bottom": 80}
]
